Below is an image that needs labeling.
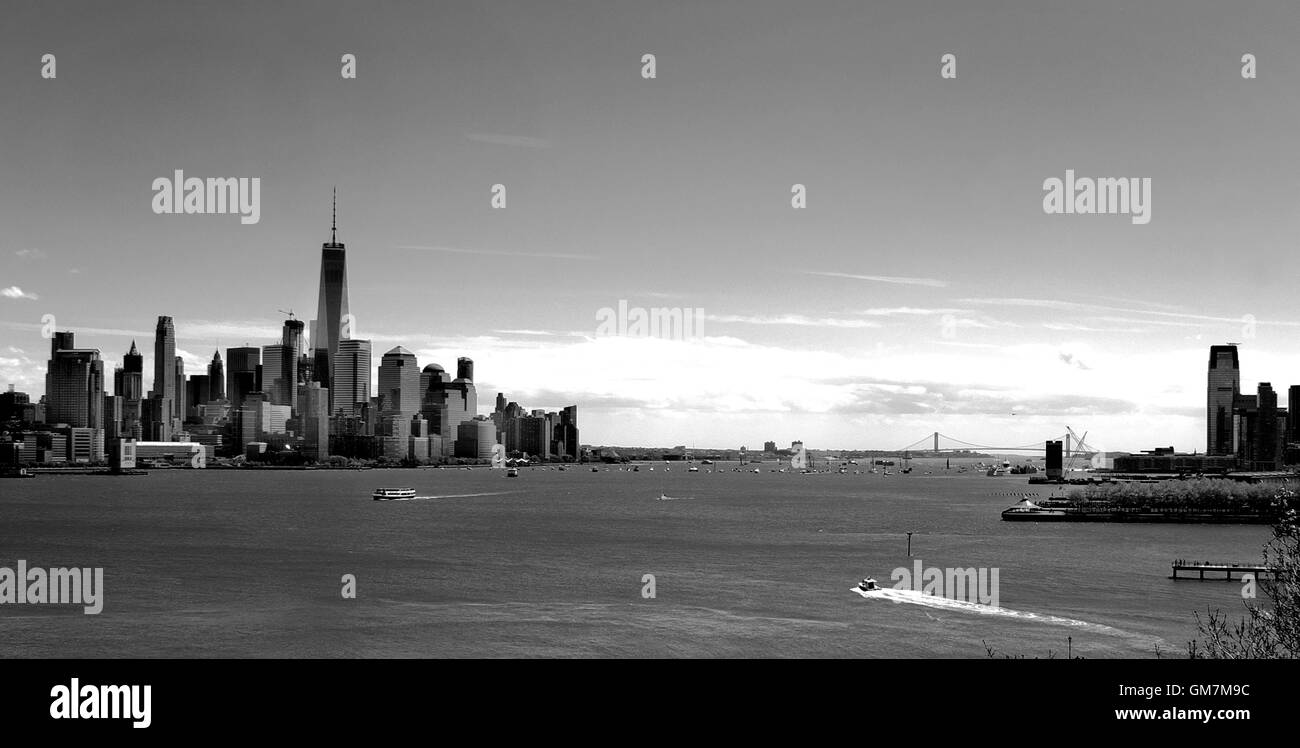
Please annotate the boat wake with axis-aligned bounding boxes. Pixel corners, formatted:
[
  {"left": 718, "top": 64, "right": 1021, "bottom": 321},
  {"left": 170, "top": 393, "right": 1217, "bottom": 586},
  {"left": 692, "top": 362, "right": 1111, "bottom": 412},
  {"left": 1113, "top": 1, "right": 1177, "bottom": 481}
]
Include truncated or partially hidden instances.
[
  {"left": 656, "top": 495, "right": 695, "bottom": 501},
  {"left": 389, "top": 491, "right": 513, "bottom": 501},
  {"left": 850, "top": 587, "right": 1125, "bottom": 636}
]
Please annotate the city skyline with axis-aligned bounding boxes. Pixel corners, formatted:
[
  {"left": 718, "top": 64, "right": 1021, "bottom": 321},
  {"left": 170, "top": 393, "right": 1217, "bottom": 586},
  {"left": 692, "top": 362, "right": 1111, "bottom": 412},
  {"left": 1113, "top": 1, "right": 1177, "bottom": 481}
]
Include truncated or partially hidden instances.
[{"left": 7, "top": 1, "right": 1300, "bottom": 450}]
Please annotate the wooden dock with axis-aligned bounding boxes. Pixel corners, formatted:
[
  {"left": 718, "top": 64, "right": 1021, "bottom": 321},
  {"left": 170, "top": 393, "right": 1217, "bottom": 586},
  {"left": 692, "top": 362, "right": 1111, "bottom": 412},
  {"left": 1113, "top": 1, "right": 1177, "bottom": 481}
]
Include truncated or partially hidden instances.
[{"left": 1170, "top": 560, "right": 1274, "bottom": 581}]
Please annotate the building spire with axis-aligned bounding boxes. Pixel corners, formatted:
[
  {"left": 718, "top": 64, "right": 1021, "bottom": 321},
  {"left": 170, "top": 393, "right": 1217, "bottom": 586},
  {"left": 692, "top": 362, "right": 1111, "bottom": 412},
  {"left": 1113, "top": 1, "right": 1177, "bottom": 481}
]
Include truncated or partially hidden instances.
[{"left": 331, "top": 186, "right": 337, "bottom": 245}]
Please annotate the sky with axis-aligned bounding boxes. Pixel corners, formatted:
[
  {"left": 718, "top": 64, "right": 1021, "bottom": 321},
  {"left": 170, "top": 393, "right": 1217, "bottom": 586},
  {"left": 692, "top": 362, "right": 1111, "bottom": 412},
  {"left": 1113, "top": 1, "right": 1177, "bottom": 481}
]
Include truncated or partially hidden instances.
[{"left": 3, "top": 0, "right": 1300, "bottom": 452}]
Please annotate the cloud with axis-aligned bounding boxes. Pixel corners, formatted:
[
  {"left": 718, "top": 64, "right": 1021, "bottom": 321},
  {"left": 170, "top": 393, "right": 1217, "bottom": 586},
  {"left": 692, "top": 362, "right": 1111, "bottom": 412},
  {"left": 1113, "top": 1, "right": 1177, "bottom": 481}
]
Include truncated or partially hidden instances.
[
  {"left": 858, "top": 307, "right": 966, "bottom": 316},
  {"left": 14, "top": 248, "right": 46, "bottom": 260},
  {"left": 493, "top": 329, "right": 556, "bottom": 336},
  {"left": 398, "top": 245, "right": 595, "bottom": 261},
  {"left": 962, "top": 297, "right": 1300, "bottom": 328},
  {"left": 1042, "top": 322, "right": 1147, "bottom": 333},
  {"left": 704, "top": 313, "right": 881, "bottom": 328},
  {"left": 0, "top": 286, "right": 40, "bottom": 300},
  {"left": 806, "top": 271, "right": 949, "bottom": 288},
  {"left": 464, "top": 133, "right": 551, "bottom": 149}
]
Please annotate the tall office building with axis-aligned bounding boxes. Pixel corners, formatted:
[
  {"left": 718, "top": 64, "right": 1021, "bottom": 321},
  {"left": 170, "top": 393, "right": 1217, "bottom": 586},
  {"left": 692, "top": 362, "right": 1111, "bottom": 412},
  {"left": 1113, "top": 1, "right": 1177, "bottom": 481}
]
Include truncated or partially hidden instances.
[
  {"left": 1207, "top": 344, "right": 1240, "bottom": 455},
  {"left": 262, "top": 344, "right": 290, "bottom": 407},
  {"left": 1255, "top": 382, "right": 1280, "bottom": 470},
  {"left": 1288, "top": 385, "right": 1300, "bottom": 444},
  {"left": 50, "top": 330, "right": 75, "bottom": 360},
  {"left": 378, "top": 347, "right": 421, "bottom": 415},
  {"left": 174, "top": 356, "right": 186, "bottom": 427},
  {"left": 207, "top": 350, "right": 225, "bottom": 400},
  {"left": 186, "top": 374, "right": 211, "bottom": 415},
  {"left": 298, "top": 382, "right": 330, "bottom": 461},
  {"left": 226, "top": 346, "right": 260, "bottom": 408},
  {"left": 153, "top": 316, "right": 176, "bottom": 419},
  {"left": 115, "top": 341, "right": 144, "bottom": 401},
  {"left": 313, "top": 191, "right": 350, "bottom": 412},
  {"left": 421, "top": 361, "right": 476, "bottom": 449},
  {"left": 102, "top": 394, "right": 123, "bottom": 439},
  {"left": 332, "top": 339, "right": 371, "bottom": 418},
  {"left": 557, "top": 405, "right": 579, "bottom": 459},
  {"left": 281, "top": 317, "right": 305, "bottom": 413},
  {"left": 457, "top": 357, "right": 474, "bottom": 382},
  {"left": 46, "top": 342, "right": 104, "bottom": 430}
]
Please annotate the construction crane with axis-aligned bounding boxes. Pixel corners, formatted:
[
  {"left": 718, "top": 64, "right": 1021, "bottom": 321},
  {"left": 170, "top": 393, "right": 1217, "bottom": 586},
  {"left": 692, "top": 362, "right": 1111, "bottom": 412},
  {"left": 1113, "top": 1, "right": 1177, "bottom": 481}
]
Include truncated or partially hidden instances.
[{"left": 278, "top": 308, "right": 296, "bottom": 320}]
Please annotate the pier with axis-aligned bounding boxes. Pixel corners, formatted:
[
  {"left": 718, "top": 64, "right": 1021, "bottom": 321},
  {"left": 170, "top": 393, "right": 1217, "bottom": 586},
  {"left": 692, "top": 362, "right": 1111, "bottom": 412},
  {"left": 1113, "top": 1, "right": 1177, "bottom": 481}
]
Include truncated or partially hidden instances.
[{"left": 1170, "top": 560, "right": 1275, "bottom": 581}]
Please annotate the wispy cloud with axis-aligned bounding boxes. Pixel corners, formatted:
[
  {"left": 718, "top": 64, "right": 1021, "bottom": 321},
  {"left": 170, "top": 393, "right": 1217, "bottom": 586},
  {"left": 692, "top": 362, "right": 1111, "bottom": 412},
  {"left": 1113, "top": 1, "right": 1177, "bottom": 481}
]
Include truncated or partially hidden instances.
[
  {"left": 1043, "top": 322, "right": 1147, "bottom": 333},
  {"left": 494, "top": 329, "right": 556, "bottom": 336},
  {"left": 962, "top": 296, "right": 1300, "bottom": 328},
  {"left": 465, "top": 133, "right": 551, "bottom": 149},
  {"left": 398, "top": 245, "right": 595, "bottom": 261},
  {"left": 806, "top": 271, "right": 949, "bottom": 288},
  {"left": 14, "top": 248, "right": 46, "bottom": 260},
  {"left": 705, "top": 313, "right": 881, "bottom": 328},
  {"left": 1, "top": 286, "right": 39, "bottom": 301},
  {"left": 857, "top": 307, "right": 965, "bottom": 316}
]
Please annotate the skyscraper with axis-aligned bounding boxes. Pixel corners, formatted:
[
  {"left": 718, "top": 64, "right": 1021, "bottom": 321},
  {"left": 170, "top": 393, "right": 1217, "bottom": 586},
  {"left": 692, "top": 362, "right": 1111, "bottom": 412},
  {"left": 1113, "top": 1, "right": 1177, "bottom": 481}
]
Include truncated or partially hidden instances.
[
  {"left": 50, "top": 330, "right": 75, "bottom": 360},
  {"left": 116, "top": 341, "right": 144, "bottom": 401},
  {"left": 226, "top": 346, "right": 260, "bottom": 408},
  {"left": 153, "top": 316, "right": 176, "bottom": 419},
  {"left": 262, "top": 344, "right": 290, "bottom": 407},
  {"left": 378, "top": 346, "right": 420, "bottom": 415},
  {"left": 281, "top": 317, "right": 305, "bottom": 413},
  {"left": 1255, "top": 382, "right": 1280, "bottom": 470},
  {"left": 174, "top": 355, "right": 186, "bottom": 427},
  {"left": 313, "top": 190, "right": 350, "bottom": 413},
  {"left": 1289, "top": 385, "right": 1300, "bottom": 444},
  {"left": 1207, "top": 344, "right": 1240, "bottom": 455},
  {"left": 298, "top": 382, "right": 330, "bottom": 461},
  {"left": 333, "top": 338, "right": 371, "bottom": 418},
  {"left": 421, "top": 360, "right": 476, "bottom": 451},
  {"left": 46, "top": 338, "right": 104, "bottom": 431},
  {"left": 207, "top": 350, "right": 225, "bottom": 401}
]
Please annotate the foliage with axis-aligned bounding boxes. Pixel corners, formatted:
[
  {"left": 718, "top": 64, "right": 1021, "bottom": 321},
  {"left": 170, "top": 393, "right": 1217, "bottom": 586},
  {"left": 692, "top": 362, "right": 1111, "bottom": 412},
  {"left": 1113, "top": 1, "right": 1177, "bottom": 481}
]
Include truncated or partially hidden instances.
[{"left": 1188, "top": 490, "right": 1300, "bottom": 659}]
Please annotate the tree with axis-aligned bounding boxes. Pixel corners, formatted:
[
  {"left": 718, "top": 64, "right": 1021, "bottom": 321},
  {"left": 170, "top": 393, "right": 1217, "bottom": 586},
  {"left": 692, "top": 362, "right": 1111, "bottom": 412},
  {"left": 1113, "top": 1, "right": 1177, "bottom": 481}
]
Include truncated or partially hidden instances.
[{"left": 1189, "top": 487, "right": 1300, "bottom": 658}]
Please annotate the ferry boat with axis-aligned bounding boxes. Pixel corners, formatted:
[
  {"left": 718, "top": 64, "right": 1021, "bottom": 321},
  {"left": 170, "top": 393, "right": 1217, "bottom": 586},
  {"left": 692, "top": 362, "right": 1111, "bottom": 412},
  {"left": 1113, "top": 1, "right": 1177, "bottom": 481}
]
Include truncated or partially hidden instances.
[
  {"left": 373, "top": 487, "right": 416, "bottom": 501},
  {"left": 1000, "top": 496, "right": 1069, "bottom": 520}
]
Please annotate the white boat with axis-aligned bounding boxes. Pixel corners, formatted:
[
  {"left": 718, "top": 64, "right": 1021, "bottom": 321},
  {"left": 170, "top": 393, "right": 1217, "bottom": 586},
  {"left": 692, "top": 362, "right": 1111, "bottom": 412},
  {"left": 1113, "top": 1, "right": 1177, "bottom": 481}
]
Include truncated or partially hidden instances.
[
  {"left": 688, "top": 466, "right": 699, "bottom": 472},
  {"left": 373, "top": 487, "right": 416, "bottom": 501},
  {"left": 507, "top": 468, "right": 519, "bottom": 477}
]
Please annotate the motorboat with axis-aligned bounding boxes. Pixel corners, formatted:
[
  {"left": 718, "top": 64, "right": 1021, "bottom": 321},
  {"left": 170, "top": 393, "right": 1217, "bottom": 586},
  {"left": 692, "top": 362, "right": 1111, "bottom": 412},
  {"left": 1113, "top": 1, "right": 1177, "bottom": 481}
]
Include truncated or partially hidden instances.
[
  {"left": 507, "top": 468, "right": 520, "bottom": 478},
  {"left": 857, "top": 577, "right": 881, "bottom": 592}
]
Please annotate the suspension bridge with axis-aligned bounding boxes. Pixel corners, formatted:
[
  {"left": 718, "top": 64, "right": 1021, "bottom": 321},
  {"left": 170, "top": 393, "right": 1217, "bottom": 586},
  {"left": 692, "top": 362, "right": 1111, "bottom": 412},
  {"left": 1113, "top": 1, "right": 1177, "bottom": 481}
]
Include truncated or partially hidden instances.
[{"left": 889, "top": 427, "right": 1101, "bottom": 458}]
